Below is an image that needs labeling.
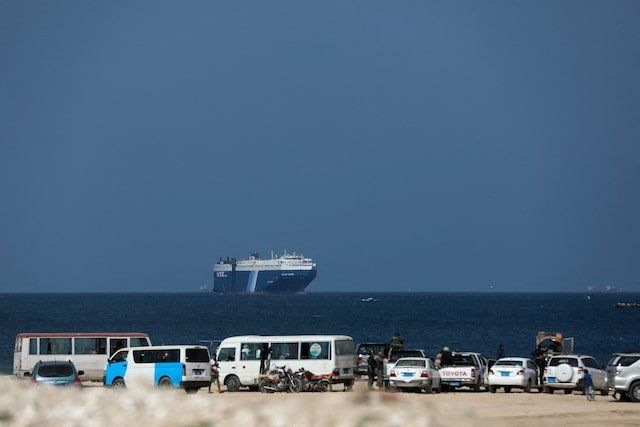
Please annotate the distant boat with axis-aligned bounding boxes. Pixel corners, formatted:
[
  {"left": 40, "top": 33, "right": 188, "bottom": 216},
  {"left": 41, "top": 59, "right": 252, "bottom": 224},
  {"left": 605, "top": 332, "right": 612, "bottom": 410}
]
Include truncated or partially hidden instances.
[
  {"left": 361, "top": 297, "right": 376, "bottom": 302},
  {"left": 614, "top": 302, "right": 640, "bottom": 308}
]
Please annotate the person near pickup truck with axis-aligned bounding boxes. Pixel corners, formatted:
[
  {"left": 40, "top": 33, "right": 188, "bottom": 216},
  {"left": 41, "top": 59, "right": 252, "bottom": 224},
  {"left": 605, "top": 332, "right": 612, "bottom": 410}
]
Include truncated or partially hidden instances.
[
  {"left": 496, "top": 343, "right": 505, "bottom": 359},
  {"left": 367, "top": 351, "right": 377, "bottom": 390},
  {"left": 375, "top": 352, "right": 385, "bottom": 389},
  {"left": 441, "top": 347, "right": 453, "bottom": 366},
  {"left": 533, "top": 344, "right": 545, "bottom": 385},
  {"left": 583, "top": 369, "right": 595, "bottom": 401}
]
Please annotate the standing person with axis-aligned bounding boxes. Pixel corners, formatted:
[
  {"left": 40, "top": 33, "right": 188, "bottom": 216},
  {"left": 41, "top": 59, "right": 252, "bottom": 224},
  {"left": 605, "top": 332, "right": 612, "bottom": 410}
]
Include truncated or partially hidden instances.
[
  {"left": 583, "top": 369, "right": 595, "bottom": 401},
  {"left": 390, "top": 331, "right": 404, "bottom": 352},
  {"left": 367, "top": 351, "right": 377, "bottom": 390},
  {"left": 375, "top": 351, "right": 385, "bottom": 389},
  {"left": 497, "top": 343, "right": 505, "bottom": 359},
  {"left": 441, "top": 347, "right": 453, "bottom": 366},
  {"left": 259, "top": 343, "right": 271, "bottom": 375},
  {"left": 533, "top": 344, "right": 545, "bottom": 387},
  {"left": 209, "top": 355, "right": 221, "bottom": 393}
]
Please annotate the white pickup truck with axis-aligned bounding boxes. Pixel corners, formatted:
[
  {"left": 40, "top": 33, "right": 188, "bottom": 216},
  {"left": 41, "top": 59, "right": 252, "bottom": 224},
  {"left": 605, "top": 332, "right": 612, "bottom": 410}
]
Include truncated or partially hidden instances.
[{"left": 439, "top": 352, "right": 489, "bottom": 391}]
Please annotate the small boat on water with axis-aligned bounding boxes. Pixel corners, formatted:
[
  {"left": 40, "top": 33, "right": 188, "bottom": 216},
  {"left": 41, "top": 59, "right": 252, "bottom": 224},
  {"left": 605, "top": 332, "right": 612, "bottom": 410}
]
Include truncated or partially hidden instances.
[
  {"left": 613, "top": 302, "right": 640, "bottom": 309},
  {"left": 361, "top": 297, "right": 376, "bottom": 302}
]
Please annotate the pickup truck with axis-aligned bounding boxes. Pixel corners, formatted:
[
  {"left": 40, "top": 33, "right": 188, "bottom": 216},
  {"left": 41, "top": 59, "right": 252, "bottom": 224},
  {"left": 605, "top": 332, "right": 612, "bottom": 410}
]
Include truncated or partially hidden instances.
[{"left": 439, "top": 352, "right": 489, "bottom": 391}]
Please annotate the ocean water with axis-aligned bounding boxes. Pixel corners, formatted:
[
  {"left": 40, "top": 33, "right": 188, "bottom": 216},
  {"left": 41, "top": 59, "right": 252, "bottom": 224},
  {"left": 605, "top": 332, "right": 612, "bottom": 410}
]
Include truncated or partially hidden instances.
[{"left": 1, "top": 292, "right": 639, "bottom": 374}]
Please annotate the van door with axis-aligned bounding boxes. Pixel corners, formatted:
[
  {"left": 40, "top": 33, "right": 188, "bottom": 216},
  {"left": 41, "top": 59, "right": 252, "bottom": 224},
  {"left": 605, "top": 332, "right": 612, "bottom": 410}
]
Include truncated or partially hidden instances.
[
  {"left": 217, "top": 345, "right": 238, "bottom": 384},
  {"left": 238, "top": 342, "right": 267, "bottom": 385},
  {"left": 127, "top": 349, "right": 157, "bottom": 388}
]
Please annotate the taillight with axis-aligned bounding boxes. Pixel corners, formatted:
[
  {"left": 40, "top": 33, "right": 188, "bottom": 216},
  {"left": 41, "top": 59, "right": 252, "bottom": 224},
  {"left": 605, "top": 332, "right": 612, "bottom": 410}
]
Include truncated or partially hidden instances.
[
  {"left": 470, "top": 368, "right": 476, "bottom": 376},
  {"left": 182, "top": 364, "right": 186, "bottom": 376},
  {"left": 578, "top": 367, "right": 583, "bottom": 375},
  {"left": 420, "top": 371, "right": 429, "bottom": 378},
  {"left": 75, "top": 376, "right": 82, "bottom": 384},
  {"left": 390, "top": 370, "right": 396, "bottom": 377},
  {"left": 332, "top": 368, "right": 339, "bottom": 376},
  {"left": 489, "top": 369, "right": 495, "bottom": 375},
  {"left": 517, "top": 370, "right": 524, "bottom": 376}
]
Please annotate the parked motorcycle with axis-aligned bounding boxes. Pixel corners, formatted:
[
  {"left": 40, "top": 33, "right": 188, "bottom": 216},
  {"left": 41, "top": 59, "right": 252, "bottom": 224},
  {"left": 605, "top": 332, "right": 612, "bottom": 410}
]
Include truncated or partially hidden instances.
[
  {"left": 259, "top": 366, "right": 302, "bottom": 393},
  {"left": 296, "top": 368, "right": 331, "bottom": 392}
]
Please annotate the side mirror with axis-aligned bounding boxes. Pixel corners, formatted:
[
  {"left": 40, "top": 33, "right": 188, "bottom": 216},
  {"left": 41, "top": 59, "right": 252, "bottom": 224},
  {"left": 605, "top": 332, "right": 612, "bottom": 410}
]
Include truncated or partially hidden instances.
[{"left": 77, "top": 371, "right": 85, "bottom": 376}]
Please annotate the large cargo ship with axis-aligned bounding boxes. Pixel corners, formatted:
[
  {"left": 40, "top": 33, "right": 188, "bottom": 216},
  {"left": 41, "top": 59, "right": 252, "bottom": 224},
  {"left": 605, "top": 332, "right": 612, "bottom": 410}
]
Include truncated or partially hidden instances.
[{"left": 213, "top": 251, "right": 317, "bottom": 294}]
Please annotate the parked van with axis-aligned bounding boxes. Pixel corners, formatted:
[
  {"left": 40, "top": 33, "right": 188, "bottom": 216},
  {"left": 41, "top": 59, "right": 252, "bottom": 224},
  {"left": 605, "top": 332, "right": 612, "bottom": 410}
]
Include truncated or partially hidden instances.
[
  {"left": 216, "top": 335, "right": 355, "bottom": 392},
  {"left": 104, "top": 345, "right": 210, "bottom": 393},
  {"left": 13, "top": 332, "right": 151, "bottom": 381}
]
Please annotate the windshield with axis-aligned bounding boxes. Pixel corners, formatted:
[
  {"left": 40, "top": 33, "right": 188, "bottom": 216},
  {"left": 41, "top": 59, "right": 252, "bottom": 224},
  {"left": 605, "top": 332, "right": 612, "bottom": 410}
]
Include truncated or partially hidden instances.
[
  {"left": 395, "top": 359, "right": 426, "bottom": 368},
  {"left": 390, "top": 351, "right": 422, "bottom": 362},
  {"left": 335, "top": 340, "right": 355, "bottom": 356},
  {"left": 37, "top": 364, "right": 74, "bottom": 377},
  {"left": 495, "top": 360, "right": 523, "bottom": 367},
  {"left": 451, "top": 354, "right": 477, "bottom": 367},
  {"left": 548, "top": 357, "right": 579, "bottom": 367}
]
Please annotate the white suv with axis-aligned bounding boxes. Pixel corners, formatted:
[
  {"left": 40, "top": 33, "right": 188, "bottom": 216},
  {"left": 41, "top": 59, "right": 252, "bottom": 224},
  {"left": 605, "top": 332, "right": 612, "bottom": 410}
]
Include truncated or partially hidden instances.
[{"left": 544, "top": 355, "right": 608, "bottom": 395}]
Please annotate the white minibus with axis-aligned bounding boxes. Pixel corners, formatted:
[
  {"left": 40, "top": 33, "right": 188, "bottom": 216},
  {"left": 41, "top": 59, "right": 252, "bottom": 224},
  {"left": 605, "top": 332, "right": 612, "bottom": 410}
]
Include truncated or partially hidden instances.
[
  {"left": 104, "top": 345, "right": 211, "bottom": 393},
  {"left": 13, "top": 332, "right": 151, "bottom": 381},
  {"left": 216, "top": 335, "right": 356, "bottom": 391}
]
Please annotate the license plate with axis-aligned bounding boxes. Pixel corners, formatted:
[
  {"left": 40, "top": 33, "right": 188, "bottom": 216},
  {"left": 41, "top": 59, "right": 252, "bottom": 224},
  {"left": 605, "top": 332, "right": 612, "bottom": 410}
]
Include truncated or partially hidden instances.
[
  {"left": 449, "top": 382, "right": 460, "bottom": 387},
  {"left": 547, "top": 377, "right": 556, "bottom": 383},
  {"left": 501, "top": 371, "right": 509, "bottom": 377},
  {"left": 402, "top": 372, "right": 414, "bottom": 377},
  {"left": 193, "top": 369, "right": 204, "bottom": 376}
]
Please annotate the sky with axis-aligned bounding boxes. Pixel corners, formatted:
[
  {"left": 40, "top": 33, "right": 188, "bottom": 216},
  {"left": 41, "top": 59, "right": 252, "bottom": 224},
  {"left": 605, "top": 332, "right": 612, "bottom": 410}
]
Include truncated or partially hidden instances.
[{"left": 1, "top": 1, "right": 639, "bottom": 292}]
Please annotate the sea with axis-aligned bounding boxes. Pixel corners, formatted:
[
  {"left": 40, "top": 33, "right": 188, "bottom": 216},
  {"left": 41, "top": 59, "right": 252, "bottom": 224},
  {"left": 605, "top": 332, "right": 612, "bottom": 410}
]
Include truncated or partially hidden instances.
[{"left": 1, "top": 292, "right": 639, "bottom": 374}]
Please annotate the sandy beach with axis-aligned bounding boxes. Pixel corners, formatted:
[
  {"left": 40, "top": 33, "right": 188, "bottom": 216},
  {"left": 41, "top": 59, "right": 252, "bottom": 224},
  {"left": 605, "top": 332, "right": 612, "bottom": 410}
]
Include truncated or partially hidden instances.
[{"left": 0, "top": 377, "right": 638, "bottom": 426}]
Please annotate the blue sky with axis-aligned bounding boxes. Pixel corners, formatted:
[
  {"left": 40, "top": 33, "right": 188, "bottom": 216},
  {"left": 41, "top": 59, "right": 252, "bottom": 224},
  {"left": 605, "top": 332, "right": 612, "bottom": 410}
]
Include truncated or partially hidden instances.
[{"left": 1, "top": 1, "right": 639, "bottom": 292}]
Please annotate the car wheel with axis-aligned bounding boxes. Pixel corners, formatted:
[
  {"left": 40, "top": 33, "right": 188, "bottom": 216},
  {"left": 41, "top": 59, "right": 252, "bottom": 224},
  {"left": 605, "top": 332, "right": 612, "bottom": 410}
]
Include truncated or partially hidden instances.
[
  {"left": 504, "top": 386, "right": 511, "bottom": 393},
  {"left": 112, "top": 378, "right": 126, "bottom": 390},
  {"left": 489, "top": 386, "right": 497, "bottom": 393},
  {"left": 225, "top": 375, "right": 241, "bottom": 392},
  {"left": 629, "top": 382, "right": 640, "bottom": 402},
  {"left": 564, "top": 389, "right": 572, "bottom": 395},
  {"left": 158, "top": 376, "right": 173, "bottom": 388},
  {"left": 618, "top": 392, "right": 630, "bottom": 402},
  {"left": 524, "top": 380, "right": 532, "bottom": 393},
  {"left": 600, "top": 389, "right": 609, "bottom": 396}
]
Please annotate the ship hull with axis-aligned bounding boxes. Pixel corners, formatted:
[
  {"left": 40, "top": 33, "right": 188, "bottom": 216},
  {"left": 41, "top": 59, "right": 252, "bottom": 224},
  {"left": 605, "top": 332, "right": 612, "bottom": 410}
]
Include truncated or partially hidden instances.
[{"left": 213, "top": 268, "right": 316, "bottom": 294}]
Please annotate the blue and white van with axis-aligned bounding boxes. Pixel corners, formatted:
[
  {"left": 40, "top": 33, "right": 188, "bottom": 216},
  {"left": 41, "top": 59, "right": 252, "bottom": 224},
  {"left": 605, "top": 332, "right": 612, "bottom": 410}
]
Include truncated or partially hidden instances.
[{"left": 104, "top": 345, "right": 210, "bottom": 393}]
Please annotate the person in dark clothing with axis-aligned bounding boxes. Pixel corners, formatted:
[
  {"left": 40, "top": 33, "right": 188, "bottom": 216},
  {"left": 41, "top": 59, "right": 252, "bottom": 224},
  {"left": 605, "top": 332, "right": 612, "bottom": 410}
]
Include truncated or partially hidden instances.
[
  {"left": 367, "top": 351, "right": 377, "bottom": 390},
  {"left": 441, "top": 347, "right": 453, "bottom": 366},
  {"left": 583, "top": 369, "right": 595, "bottom": 401},
  {"left": 259, "top": 343, "right": 272, "bottom": 375},
  {"left": 497, "top": 343, "right": 505, "bottom": 359},
  {"left": 390, "top": 331, "right": 404, "bottom": 352},
  {"left": 375, "top": 351, "right": 385, "bottom": 389},
  {"left": 533, "top": 344, "right": 545, "bottom": 386}
]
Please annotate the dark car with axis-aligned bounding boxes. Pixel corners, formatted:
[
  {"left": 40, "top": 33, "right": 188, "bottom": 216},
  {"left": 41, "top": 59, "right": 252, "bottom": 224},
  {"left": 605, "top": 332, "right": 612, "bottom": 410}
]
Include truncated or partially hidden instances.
[{"left": 30, "top": 361, "right": 83, "bottom": 387}]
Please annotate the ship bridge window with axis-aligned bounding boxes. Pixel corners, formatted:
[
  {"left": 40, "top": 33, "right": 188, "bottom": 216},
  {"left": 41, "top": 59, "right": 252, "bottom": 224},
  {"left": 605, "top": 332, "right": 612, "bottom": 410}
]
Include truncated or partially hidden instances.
[{"left": 270, "top": 342, "right": 299, "bottom": 360}]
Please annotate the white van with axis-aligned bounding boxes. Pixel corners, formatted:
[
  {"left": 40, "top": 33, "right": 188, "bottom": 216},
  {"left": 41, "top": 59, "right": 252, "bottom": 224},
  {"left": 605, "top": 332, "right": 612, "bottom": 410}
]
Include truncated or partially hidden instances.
[
  {"left": 13, "top": 332, "right": 151, "bottom": 381},
  {"left": 104, "top": 345, "right": 211, "bottom": 393},
  {"left": 216, "top": 335, "right": 356, "bottom": 392}
]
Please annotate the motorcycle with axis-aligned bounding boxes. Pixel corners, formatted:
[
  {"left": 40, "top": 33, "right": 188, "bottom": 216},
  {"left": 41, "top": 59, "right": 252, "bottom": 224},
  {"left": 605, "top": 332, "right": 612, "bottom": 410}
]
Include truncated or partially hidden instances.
[
  {"left": 259, "top": 365, "right": 302, "bottom": 393},
  {"left": 296, "top": 368, "right": 331, "bottom": 392}
]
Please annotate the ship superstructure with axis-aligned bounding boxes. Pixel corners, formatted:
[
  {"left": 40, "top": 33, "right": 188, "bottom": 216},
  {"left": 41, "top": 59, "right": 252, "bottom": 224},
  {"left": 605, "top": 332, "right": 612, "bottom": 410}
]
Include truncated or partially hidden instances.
[{"left": 213, "top": 251, "right": 317, "bottom": 294}]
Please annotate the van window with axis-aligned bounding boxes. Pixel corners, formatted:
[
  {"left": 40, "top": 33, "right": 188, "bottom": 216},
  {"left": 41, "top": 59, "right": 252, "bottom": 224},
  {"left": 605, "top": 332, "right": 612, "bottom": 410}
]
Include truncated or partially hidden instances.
[
  {"left": 133, "top": 349, "right": 180, "bottom": 363},
  {"left": 240, "top": 343, "right": 266, "bottom": 361},
  {"left": 111, "top": 350, "right": 128, "bottom": 363},
  {"left": 301, "top": 342, "right": 330, "bottom": 360},
  {"left": 335, "top": 340, "right": 355, "bottom": 356},
  {"left": 75, "top": 338, "right": 107, "bottom": 355},
  {"left": 219, "top": 347, "right": 236, "bottom": 362},
  {"left": 186, "top": 348, "right": 210, "bottom": 363},
  {"left": 110, "top": 339, "right": 127, "bottom": 356},
  {"left": 39, "top": 338, "right": 72, "bottom": 355},
  {"left": 271, "top": 343, "right": 299, "bottom": 360},
  {"left": 130, "top": 337, "right": 149, "bottom": 347},
  {"left": 29, "top": 338, "right": 38, "bottom": 355}
]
